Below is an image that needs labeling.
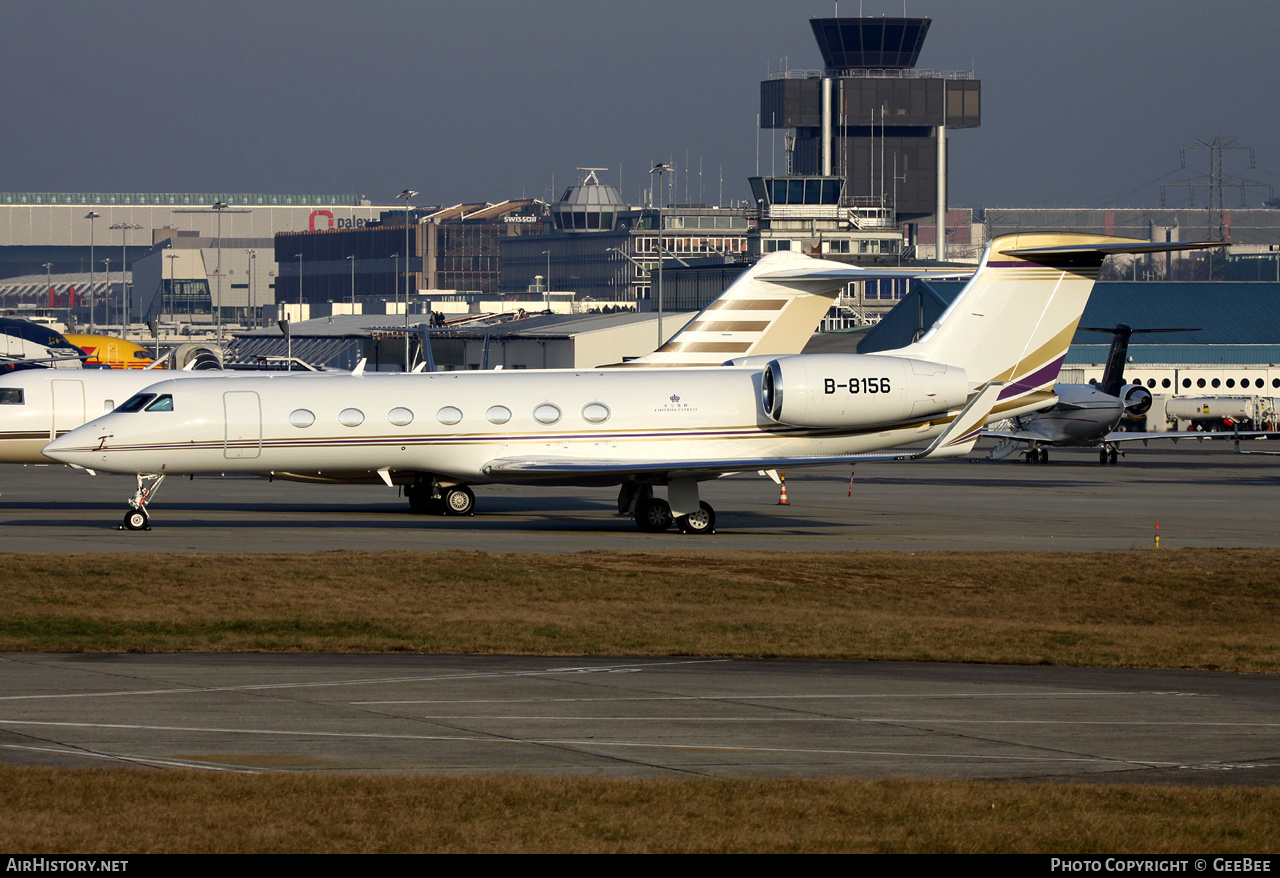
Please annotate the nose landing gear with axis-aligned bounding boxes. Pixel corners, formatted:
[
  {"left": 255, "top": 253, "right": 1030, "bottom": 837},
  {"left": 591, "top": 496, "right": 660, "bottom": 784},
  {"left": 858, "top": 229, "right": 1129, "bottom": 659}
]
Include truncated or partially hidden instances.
[{"left": 119, "top": 474, "right": 165, "bottom": 532}]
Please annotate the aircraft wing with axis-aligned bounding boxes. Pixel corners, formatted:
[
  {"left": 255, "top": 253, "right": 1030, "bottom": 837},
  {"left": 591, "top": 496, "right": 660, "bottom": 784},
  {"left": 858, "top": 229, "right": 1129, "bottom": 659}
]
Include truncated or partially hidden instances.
[
  {"left": 981, "top": 429, "right": 1273, "bottom": 446},
  {"left": 1103, "top": 430, "right": 1275, "bottom": 445},
  {"left": 482, "top": 384, "right": 1003, "bottom": 479},
  {"left": 1234, "top": 434, "right": 1280, "bottom": 455},
  {"left": 980, "top": 429, "right": 1049, "bottom": 445}
]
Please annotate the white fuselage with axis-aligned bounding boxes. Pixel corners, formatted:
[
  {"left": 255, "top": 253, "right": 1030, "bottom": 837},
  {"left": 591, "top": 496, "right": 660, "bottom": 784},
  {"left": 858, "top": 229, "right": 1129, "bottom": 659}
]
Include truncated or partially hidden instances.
[
  {"left": 0, "top": 368, "right": 354, "bottom": 465},
  {"left": 0, "top": 368, "right": 170, "bottom": 463},
  {"left": 44, "top": 367, "right": 950, "bottom": 483},
  {"left": 1013, "top": 384, "right": 1124, "bottom": 445}
]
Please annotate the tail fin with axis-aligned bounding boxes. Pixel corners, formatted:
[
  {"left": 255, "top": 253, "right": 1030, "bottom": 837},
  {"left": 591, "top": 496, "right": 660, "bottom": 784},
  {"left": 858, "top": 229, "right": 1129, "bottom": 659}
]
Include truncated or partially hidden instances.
[
  {"left": 1078, "top": 324, "right": 1199, "bottom": 396},
  {"left": 618, "top": 251, "right": 961, "bottom": 367},
  {"left": 1097, "top": 324, "right": 1135, "bottom": 394},
  {"left": 893, "top": 233, "right": 1222, "bottom": 415}
]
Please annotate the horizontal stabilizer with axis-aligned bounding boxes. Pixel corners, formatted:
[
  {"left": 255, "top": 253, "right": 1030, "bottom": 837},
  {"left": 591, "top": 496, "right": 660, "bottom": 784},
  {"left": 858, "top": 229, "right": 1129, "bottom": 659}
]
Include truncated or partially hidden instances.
[
  {"left": 1006, "top": 241, "right": 1225, "bottom": 258},
  {"left": 755, "top": 266, "right": 970, "bottom": 283}
]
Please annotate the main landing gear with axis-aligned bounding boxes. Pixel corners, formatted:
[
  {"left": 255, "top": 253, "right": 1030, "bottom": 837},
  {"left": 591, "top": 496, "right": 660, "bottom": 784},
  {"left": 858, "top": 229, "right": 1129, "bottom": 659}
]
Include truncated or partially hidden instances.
[
  {"left": 405, "top": 481, "right": 475, "bottom": 516},
  {"left": 621, "top": 483, "right": 717, "bottom": 535},
  {"left": 1098, "top": 445, "right": 1120, "bottom": 465},
  {"left": 120, "top": 474, "right": 165, "bottom": 531},
  {"left": 1024, "top": 447, "right": 1050, "bottom": 463}
]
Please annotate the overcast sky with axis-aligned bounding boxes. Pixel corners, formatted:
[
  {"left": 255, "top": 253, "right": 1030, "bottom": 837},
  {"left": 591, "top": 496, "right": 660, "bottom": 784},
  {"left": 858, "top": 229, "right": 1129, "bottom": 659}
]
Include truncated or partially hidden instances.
[{"left": 2, "top": 0, "right": 1277, "bottom": 210}]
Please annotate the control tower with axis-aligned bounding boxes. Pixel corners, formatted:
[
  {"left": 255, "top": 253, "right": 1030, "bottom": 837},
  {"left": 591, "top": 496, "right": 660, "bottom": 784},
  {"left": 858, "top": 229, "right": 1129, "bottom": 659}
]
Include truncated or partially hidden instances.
[{"left": 760, "top": 17, "right": 980, "bottom": 258}]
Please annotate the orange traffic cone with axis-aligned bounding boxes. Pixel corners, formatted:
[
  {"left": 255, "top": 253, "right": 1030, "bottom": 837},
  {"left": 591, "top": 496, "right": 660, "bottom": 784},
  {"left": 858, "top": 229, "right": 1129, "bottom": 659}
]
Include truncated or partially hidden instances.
[{"left": 777, "top": 473, "right": 789, "bottom": 505}]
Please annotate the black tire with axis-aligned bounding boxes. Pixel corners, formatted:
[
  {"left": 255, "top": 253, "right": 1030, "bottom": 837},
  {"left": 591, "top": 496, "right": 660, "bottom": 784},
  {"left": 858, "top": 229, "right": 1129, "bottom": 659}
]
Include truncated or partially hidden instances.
[
  {"left": 1099, "top": 449, "right": 1109, "bottom": 465},
  {"left": 407, "top": 486, "right": 443, "bottom": 514},
  {"left": 1108, "top": 449, "right": 1119, "bottom": 465},
  {"left": 676, "top": 502, "right": 716, "bottom": 535},
  {"left": 123, "top": 509, "right": 149, "bottom": 531},
  {"left": 635, "top": 497, "right": 673, "bottom": 533},
  {"left": 442, "top": 485, "right": 475, "bottom": 516}
]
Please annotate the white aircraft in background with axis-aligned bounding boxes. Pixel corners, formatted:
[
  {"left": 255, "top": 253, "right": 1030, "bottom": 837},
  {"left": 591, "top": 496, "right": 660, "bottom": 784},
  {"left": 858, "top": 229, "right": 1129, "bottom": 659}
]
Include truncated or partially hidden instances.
[
  {"left": 985, "top": 323, "right": 1262, "bottom": 464},
  {"left": 47, "top": 233, "right": 1221, "bottom": 534},
  {"left": 0, "top": 317, "right": 87, "bottom": 369},
  {"left": 985, "top": 324, "right": 1175, "bottom": 464}
]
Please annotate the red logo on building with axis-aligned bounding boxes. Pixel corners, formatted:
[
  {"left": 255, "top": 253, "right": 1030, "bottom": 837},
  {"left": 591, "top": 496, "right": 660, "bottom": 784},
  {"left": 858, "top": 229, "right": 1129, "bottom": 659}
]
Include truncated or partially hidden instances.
[{"left": 309, "top": 209, "right": 335, "bottom": 231}]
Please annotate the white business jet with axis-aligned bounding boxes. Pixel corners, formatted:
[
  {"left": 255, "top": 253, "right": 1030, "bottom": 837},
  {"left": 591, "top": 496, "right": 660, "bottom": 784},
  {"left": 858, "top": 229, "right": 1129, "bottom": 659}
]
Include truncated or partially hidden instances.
[
  {"left": 46, "top": 233, "right": 1218, "bottom": 534},
  {"left": 0, "top": 250, "right": 934, "bottom": 470},
  {"left": 984, "top": 324, "right": 1191, "bottom": 464}
]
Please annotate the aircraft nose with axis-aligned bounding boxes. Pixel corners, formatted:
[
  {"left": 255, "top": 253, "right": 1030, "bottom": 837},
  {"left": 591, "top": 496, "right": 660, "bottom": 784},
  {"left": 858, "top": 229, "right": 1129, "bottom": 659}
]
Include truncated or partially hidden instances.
[{"left": 43, "top": 426, "right": 106, "bottom": 466}]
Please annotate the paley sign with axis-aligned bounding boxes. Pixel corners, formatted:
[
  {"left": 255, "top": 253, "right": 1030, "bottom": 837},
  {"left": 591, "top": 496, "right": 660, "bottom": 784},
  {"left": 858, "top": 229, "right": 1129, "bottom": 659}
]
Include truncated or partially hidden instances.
[{"left": 309, "top": 210, "right": 372, "bottom": 231}]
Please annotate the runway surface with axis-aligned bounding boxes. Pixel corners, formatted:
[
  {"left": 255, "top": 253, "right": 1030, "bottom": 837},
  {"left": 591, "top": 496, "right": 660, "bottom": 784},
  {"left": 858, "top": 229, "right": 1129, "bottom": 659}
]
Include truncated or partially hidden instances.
[
  {"left": 2, "top": 654, "right": 1277, "bottom": 784},
  {"left": 3, "top": 444, "right": 1277, "bottom": 782},
  {"left": 2, "top": 442, "right": 1278, "bottom": 552}
]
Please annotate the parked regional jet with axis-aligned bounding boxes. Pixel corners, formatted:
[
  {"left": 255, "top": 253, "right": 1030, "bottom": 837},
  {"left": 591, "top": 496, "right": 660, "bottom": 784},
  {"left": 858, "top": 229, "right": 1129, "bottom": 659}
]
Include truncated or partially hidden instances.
[
  {"left": 984, "top": 324, "right": 1249, "bottom": 464},
  {"left": 46, "top": 234, "right": 1222, "bottom": 534}
]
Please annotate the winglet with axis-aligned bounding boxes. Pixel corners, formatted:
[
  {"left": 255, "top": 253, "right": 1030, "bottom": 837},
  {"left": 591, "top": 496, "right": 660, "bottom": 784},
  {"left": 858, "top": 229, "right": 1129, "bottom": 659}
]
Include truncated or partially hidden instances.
[{"left": 917, "top": 383, "right": 1004, "bottom": 459}]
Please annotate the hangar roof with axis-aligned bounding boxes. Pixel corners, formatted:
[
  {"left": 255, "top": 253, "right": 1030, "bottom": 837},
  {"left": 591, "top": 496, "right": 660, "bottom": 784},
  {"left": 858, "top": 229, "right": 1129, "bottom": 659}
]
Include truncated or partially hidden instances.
[{"left": 859, "top": 281, "right": 1280, "bottom": 360}]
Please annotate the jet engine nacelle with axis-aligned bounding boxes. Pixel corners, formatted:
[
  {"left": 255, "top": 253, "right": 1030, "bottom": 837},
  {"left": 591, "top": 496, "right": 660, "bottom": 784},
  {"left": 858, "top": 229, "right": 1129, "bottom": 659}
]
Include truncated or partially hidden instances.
[
  {"left": 1119, "top": 383, "right": 1153, "bottom": 416},
  {"left": 762, "top": 354, "right": 970, "bottom": 429}
]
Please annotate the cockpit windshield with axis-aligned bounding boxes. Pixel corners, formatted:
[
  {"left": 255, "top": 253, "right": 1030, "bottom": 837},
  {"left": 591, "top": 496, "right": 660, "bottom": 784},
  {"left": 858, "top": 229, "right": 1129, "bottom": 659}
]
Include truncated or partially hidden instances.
[
  {"left": 117, "top": 393, "right": 156, "bottom": 413},
  {"left": 143, "top": 395, "right": 173, "bottom": 412}
]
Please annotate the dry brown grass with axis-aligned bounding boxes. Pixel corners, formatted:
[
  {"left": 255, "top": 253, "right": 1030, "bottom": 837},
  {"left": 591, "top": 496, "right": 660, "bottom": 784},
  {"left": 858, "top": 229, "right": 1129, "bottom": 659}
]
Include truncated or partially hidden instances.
[
  {"left": 1, "top": 768, "right": 1276, "bottom": 853},
  {"left": 2, "top": 548, "right": 1278, "bottom": 671}
]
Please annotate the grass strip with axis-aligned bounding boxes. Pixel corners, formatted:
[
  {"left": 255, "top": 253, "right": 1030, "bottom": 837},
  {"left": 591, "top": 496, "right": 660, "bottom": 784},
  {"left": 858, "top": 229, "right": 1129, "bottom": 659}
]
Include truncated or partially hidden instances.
[
  {"left": 0, "top": 548, "right": 1277, "bottom": 671},
  {"left": 1, "top": 769, "right": 1276, "bottom": 853}
]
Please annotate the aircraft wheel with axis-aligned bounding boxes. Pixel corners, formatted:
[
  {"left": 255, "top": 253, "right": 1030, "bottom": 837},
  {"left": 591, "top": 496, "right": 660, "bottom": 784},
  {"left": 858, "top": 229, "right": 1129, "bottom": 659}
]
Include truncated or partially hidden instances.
[
  {"left": 676, "top": 502, "right": 716, "bottom": 535},
  {"left": 442, "top": 486, "right": 475, "bottom": 516},
  {"left": 1025, "top": 451, "right": 1036, "bottom": 464},
  {"left": 1039, "top": 448, "right": 1050, "bottom": 463},
  {"left": 635, "top": 498, "right": 673, "bottom": 533},
  {"left": 122, "top": 509, "right": 149, "bottom": 531},
  {"left": 407, "top": 487, "right": 443, "bottom": 514},
  {"left": 1099, "top": 449, "right": 1109, "bottom": 465},
  {"left": 409, "top": 493, "right": 444, "bottom": 515},
  {"left": 1108, "top": 448, "right": 1119, "bottom": 465}
]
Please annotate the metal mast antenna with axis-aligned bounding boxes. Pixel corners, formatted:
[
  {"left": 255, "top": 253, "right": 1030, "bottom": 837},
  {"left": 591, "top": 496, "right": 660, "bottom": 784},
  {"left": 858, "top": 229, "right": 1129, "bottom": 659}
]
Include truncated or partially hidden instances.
[{"left": 1160, "top": 136, "right": 1274, "bottom": 243}]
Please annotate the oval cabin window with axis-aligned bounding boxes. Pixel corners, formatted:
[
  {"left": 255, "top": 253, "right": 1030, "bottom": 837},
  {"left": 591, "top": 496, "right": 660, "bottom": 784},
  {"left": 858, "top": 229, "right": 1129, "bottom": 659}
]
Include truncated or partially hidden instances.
[
  {"left": 437, "top": 406, "right": 463, "bottom": 426},
  {"left": 339, "top": 408, "right": 365, "bottom": 427},
  {"left": 289, "top": 409, "right": 315, "bottom": 428},
  {"left": 533, "top": 403, "right": 561, "bottom": 425},
  {"left": 486, "top": 405, "right": 512, "bottom": 424},
  {"left": 582, "top": 402, "right": 610, "bottom": 423},
  {"left": 388, "top": 407, "right": 414, "bottom": 426}
]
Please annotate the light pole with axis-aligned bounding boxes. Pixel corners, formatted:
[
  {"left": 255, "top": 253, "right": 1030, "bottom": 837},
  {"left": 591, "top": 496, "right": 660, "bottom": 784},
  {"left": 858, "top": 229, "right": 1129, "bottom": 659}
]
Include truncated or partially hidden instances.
[
  {"left": 541, "top": 249, "right": 551, "bottom": 312},
  {"left": 172, "top": 202, "right": 249, "bottom": 335},
  {"left": 43, "top": 263, "right": 54, "bottom": 321},
  {"left": 102, "top": 258, "right": 111, "bottom": 324},
  {"left": 166, "top": 253, "right": 179, "bottom": 325},
  {"left": 109, "top": 222, "right": 142, "bottom": 336},
  {"left": 210, "top": 201, "right": 230, "bottom": 341},
  {"left": 398, "top": 189, "right": 417, "bottom": 371},
  {"left": 84, "top": 211, "right": 100, "bottom": 332},
  {"left": 295, "top": 253, "right": 303, "bottom": 318},
  {"left": 390, "top": 253, "right": 399, "bottom": 308},
  {"left": 346, "top": 254, "right": 356, "bottom": 309},
  {"left": 244, "top": 249, "right": 257, "bottom": 325},
  {"left": 649, "top": 162, "right": 673, "bottom": 346}
]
